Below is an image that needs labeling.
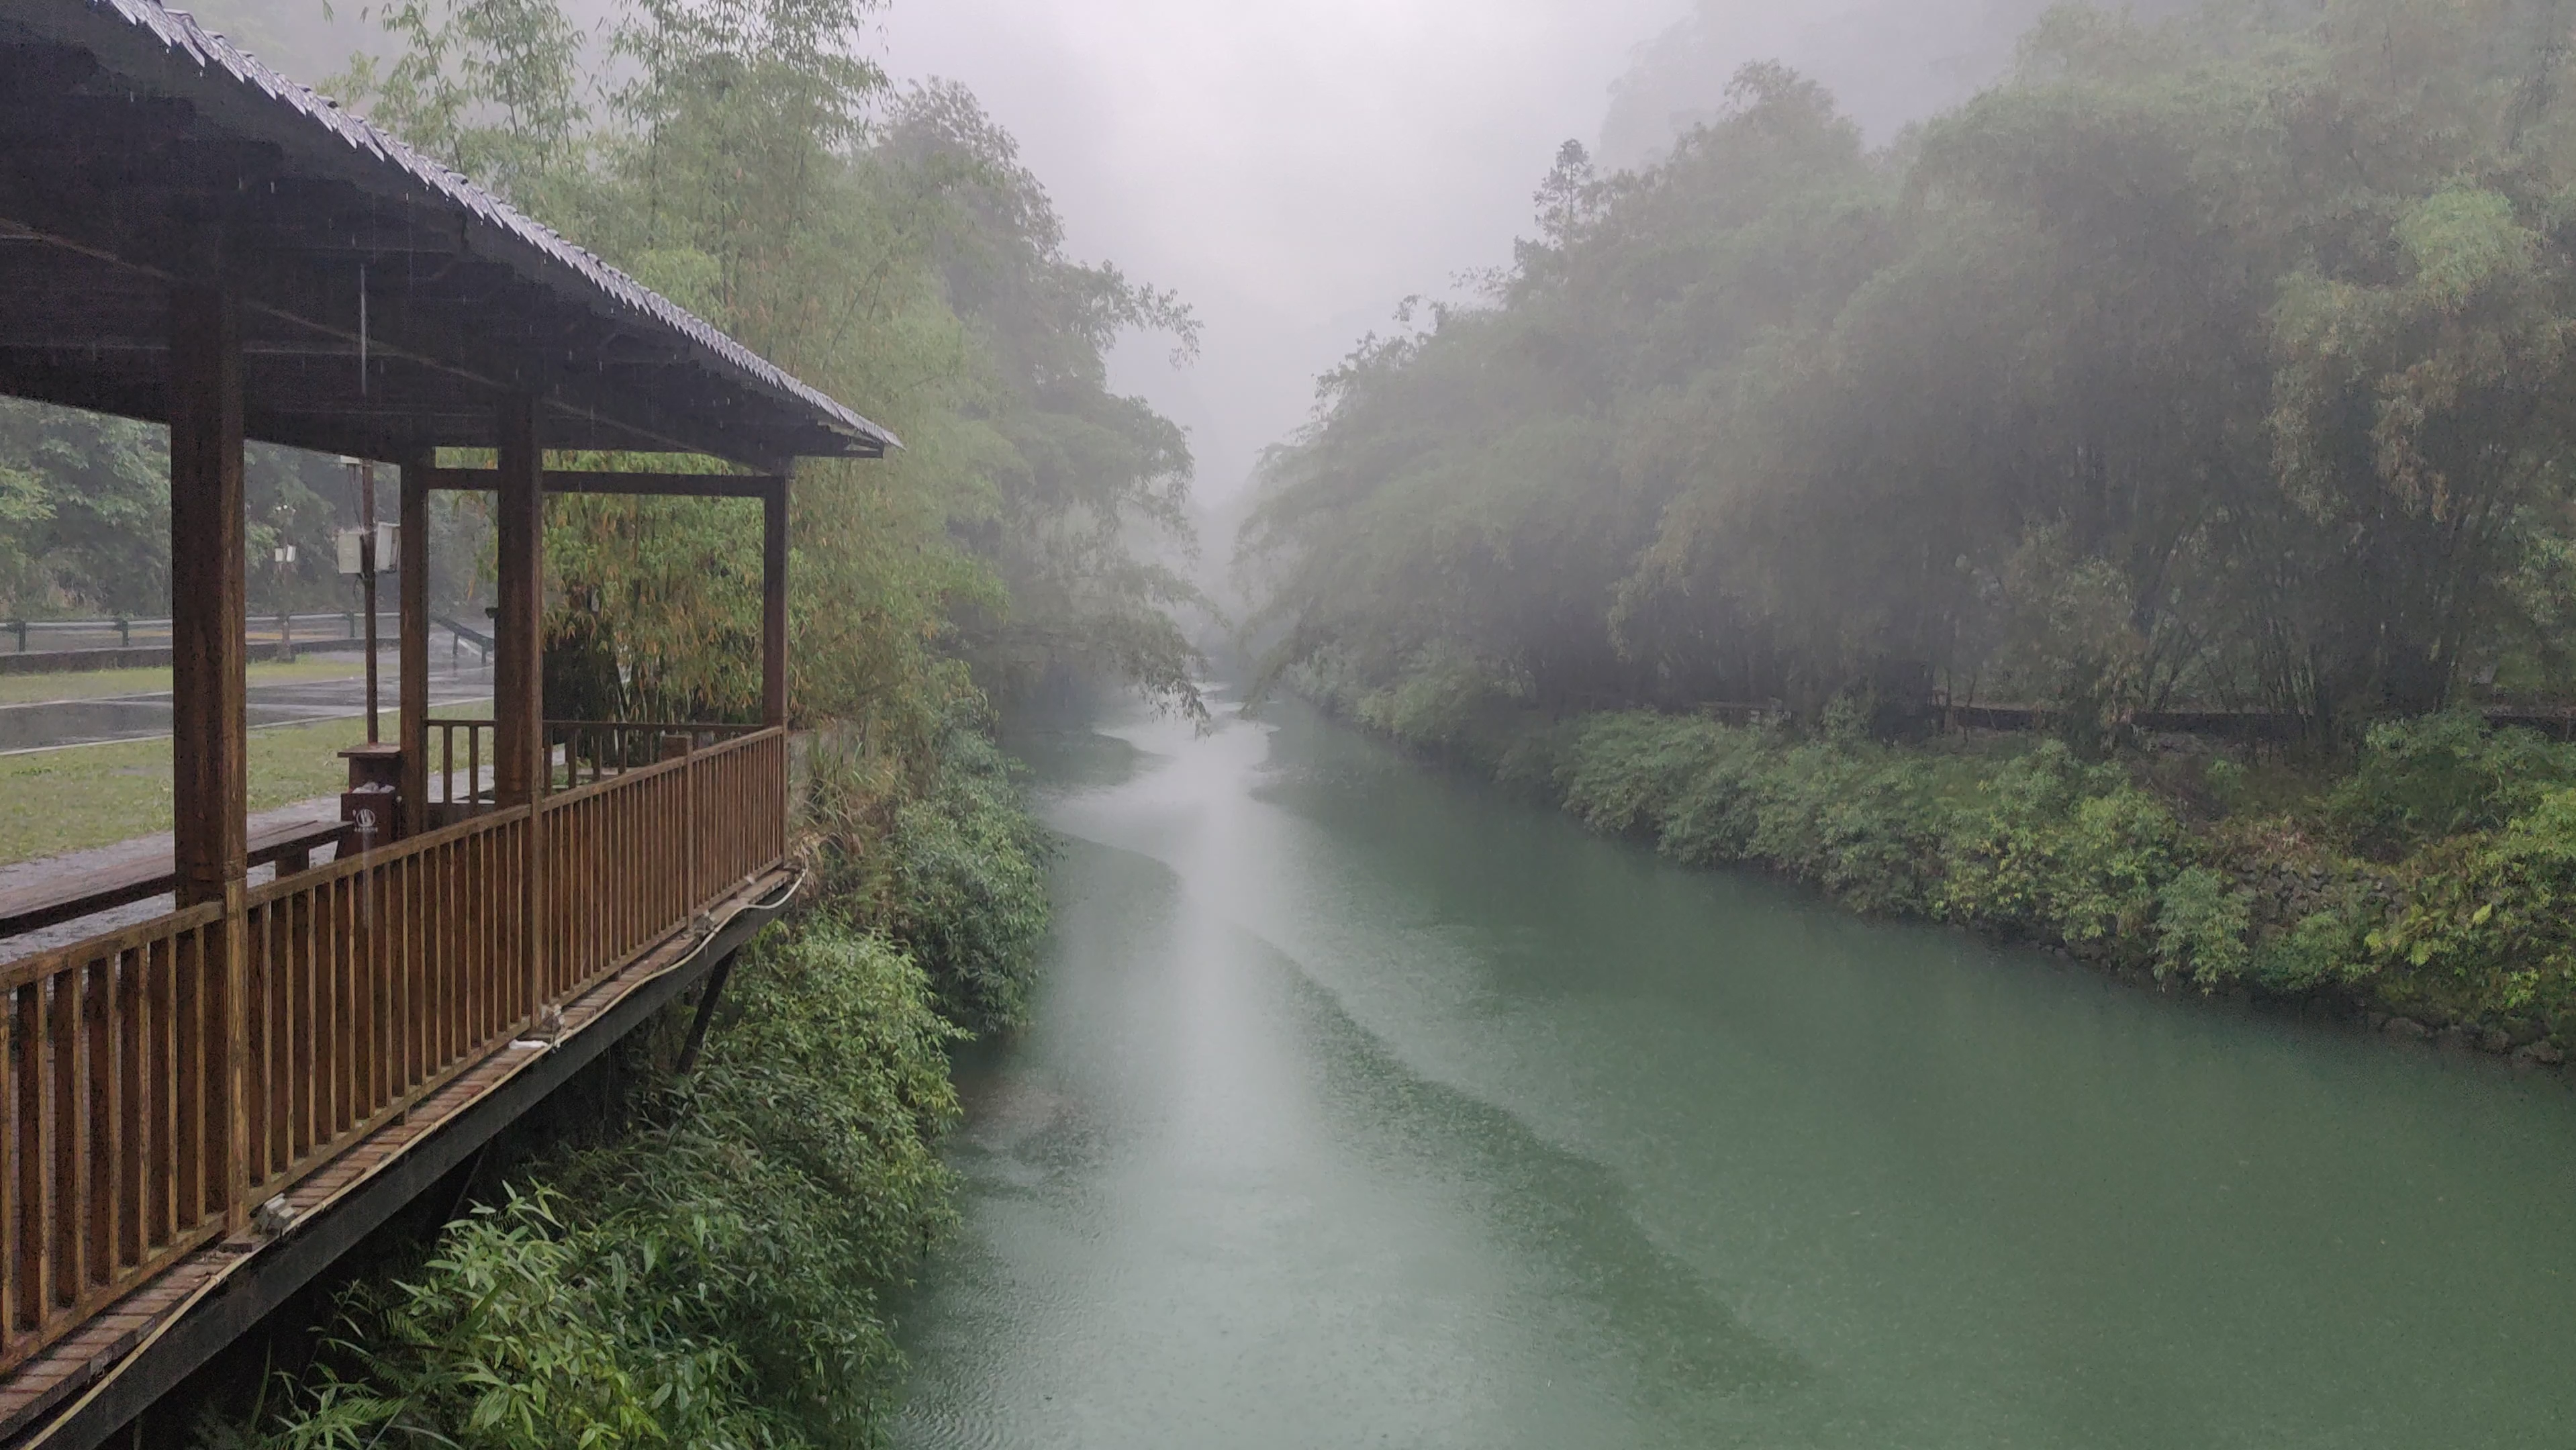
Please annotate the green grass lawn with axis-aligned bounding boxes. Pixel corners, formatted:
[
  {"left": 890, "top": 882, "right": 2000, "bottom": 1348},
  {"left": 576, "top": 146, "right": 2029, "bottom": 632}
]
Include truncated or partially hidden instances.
[
  {"left": 0, "top": 705, "right": 477, "bottom": 866},
  {"left": 0, "top": 659, "right": 375, "bottom": 706}
]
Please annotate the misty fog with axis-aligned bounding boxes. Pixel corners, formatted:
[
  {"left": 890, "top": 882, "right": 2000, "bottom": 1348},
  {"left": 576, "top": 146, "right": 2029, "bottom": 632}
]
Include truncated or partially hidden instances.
[
  {"left": 169, "top": 0, "right": 2193, "bottom": 509},
  {"left": 888, "top": 0, "right": 2150, "bottom": 502}
]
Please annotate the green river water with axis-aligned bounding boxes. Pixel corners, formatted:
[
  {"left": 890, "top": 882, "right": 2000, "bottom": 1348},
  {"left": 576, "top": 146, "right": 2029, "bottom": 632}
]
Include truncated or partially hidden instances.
[{"left": 891, "top": 696, "right": 2576, "bottom": 1449}]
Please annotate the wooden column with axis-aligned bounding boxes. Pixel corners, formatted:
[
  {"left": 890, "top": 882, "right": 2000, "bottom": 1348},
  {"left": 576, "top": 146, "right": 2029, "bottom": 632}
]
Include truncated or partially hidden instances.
[
  {"left": 169, "top": 285, "right": 246, "bottom": 908},
  {"left": 169, "top": 281, "right": 250, "bottom": 1229},
  {"left": 398, "top": 450, "right": 431, "bottom": 834},
  {"left": 493, "top": 399, "right": 542, "bottom": 807},
  {"left": 493, "top": 397, "right": 545, "bottom": 1024},
  {"left": 762, "top": 473, "right": 790, "bottom": 729}
]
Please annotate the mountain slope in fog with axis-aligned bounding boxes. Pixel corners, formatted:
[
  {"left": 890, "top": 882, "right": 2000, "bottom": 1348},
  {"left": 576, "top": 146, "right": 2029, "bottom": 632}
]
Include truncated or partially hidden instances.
[{"left": 1601, "top": 0, "right": 2199, "bottom": 164}]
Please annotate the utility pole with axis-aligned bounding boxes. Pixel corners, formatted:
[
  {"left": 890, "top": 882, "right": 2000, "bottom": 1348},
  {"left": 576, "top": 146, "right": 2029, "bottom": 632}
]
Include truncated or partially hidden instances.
[{"left": 344, "top": 456, "right": 383, "bottom": 742}]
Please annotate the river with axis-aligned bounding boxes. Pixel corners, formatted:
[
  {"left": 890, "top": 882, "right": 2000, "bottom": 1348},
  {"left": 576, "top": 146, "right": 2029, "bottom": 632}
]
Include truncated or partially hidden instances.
[{"left": 891, "top": 695, "right": 2576, "bottom": 1449}]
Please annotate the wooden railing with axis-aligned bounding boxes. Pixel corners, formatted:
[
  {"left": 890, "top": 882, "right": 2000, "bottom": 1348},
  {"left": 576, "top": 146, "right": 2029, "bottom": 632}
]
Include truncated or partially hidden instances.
[
  {"left": 241, "top": 809, "right": 534, "bottom": 1200},
  {"left": 0, "top": 728, "right": 788, "bottom": 1373},
  {"left": 0, "top": 905, "right": 232, "bottom": 1362},
  {"left": 542, "top": 757, "right": 690, "bottom": 998},
  {"left": 428, "top": 720, "right": 766, "bottom": 816},
  {"left": 427, "top": 720, "right": 492, "bottom": 813},
  {"left": 549, "top": 721, "right": 765, "bottom": 791},
  {"left": 691, "top": 730, "right": 790, "bottom": 910}
]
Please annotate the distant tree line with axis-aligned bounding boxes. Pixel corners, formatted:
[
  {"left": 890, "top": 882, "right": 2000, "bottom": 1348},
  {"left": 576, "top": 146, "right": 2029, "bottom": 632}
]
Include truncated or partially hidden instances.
[
  {"left": 0, "top": 403, "right": 489, "bottom": 623},
  {"left": 1244, "top": 0, "right": 2576, "bottom": 738}
]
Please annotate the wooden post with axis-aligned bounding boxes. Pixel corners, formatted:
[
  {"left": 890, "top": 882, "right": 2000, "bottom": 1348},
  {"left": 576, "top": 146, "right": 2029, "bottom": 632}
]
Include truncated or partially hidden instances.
[
  {"left": 169, "top": 286, "right": 246, "bottom": 909},
  {"left": 398, "top": 450, "right": 430, "bottom": 836},
  {"left": 762, "top": 473, "right": 789, "bottom": 730},
  {"left": 169, "top": 281, "right": 250, "bottom": 1229},
  {"left": 493, "top": 400, "right": 542, "bottom": 809},
  {"left": 357, "top": 461, "right": 381, "bottom": 744},
  {"left": 493, "top": 397, "right": 545, "bottom": 1023}
]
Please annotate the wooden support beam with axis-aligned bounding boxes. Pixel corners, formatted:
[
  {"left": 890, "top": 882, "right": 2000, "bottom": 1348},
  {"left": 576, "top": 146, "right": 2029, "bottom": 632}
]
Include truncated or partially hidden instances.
[
  {"left": 398, "top": 449, "right": 430, "bottom": 836},
  {"left": 493, "top": 395, "right": 546, "bottom": 1030},
  {"left": 493, "top": 398, "right": 543, "bottom": 810},
  {"left": 167, "top": 283, "right": 245, "bottom": 908},
  {"left": 167, "top": 277, "right": 254, "bottom": 1234},
  {"left": 419, "top": 467, "right": 785, "bottom": 499},
  {"left": 763, "top": 473, "right": 789, "bottom": 730}
]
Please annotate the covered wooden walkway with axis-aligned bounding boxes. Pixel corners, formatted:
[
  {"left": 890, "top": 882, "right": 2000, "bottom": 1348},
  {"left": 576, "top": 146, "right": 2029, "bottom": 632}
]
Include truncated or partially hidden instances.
[{"left": 0, "top": 3, "right": 898, "bottom": 1443}]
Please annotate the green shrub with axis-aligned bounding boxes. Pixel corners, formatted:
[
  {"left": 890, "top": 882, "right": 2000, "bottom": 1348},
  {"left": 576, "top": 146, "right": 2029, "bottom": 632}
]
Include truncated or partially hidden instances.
[
  {"left": 236, "top": 921, "right": 963, "bottom": 1448},
  {"left": 2367, "top": 787, "right": 2576, "bottom": 1024},
  {"left": 2327, "top": 711, "right": 2576, "bottom": 856},
  {"left": 1350, "top": 646, "right": 1519, "bottom": 749},
  {"left": 580, "top": 923, "right": 964, "bottom": 1435},
  {"left": 889, "top": 726, "right": 1053, "bottom": 1036},
  {"left": 2251, "top": 897, "right": 2379, "bottom": 993},
  {"left": 1559, "top": 713, "right": 1735, "bottom": 835},
  {"left": 1555, "top": 715, "right": 1947, "bottom": 914},
  {"left": 1654, "top": 742, "right": 1768, "bottom": 868},
  {"left": 1488, "top": 715, "right": 1581, "bottom": 796},
  {"left": 2154, "top": 866, "right": 2254, "bottom": 985},
  {"left": 1744, "top": 742, "right": 1947, "bottom": 914},
  {"left": 228, "top": 1189, "right": 795, "bottom": 1450},
  {"left": 1940, "top": 742, "right": 2182, "bottom": 953},
  {"left": 2202, "top": 757, "right": 2247, "bottom": 814}
]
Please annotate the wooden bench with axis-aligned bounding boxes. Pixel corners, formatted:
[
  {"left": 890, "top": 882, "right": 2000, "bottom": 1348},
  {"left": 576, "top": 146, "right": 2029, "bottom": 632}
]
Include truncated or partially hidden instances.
[{"left": 0, "top": 815, "right": 350, "bottom": 939}]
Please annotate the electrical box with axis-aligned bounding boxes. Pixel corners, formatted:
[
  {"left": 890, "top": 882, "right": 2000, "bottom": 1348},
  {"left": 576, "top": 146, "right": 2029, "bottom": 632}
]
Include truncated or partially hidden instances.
[{"left": 334, "top": 524, "right": 399, "bottom": 575}]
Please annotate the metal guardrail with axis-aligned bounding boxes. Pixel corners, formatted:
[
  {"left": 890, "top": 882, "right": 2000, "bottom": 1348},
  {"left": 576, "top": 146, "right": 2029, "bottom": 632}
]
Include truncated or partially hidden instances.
[
  {"left": 0, "top": 614, "right": 495, "bottom": 652},
  {"left": 430, "top": 615, "right": 493, "bottom": 665}
]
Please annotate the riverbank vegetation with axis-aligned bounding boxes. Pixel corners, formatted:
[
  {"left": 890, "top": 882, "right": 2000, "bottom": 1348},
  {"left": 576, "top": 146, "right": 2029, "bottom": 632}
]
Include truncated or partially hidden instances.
[
  {"left": 1365, "top": 699, "right": 2570, "bottom": 1057},
  {"left": 1245, "top": 0, "right": 2576, "bottom": 1058}
]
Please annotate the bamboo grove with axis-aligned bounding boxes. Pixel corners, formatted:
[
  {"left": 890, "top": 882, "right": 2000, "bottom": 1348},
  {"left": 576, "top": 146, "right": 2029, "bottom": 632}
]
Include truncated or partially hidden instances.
[{"left": 1244, "top": 0, "right": 2576, "bottom": 739}]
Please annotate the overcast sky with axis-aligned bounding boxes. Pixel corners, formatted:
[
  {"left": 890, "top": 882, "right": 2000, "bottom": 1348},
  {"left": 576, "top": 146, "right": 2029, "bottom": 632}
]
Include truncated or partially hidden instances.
[{"left": 877, "top": 0, "right": 1692, "bottom": 503}]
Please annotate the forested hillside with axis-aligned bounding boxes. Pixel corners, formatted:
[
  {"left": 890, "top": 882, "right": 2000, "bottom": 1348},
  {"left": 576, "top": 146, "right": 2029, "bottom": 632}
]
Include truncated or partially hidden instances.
[
  {"left": 1248, "top": 0, "right": 2576, "bottom": 736},
  {"left": 1243, "top": 0, "right": 2576, "bottom": 1053}
]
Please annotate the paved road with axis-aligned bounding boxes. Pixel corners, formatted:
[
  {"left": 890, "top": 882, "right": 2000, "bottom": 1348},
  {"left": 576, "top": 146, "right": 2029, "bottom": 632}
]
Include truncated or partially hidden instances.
[{"left": 0, "top": 653, "right": 493, "bottom": 753}]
